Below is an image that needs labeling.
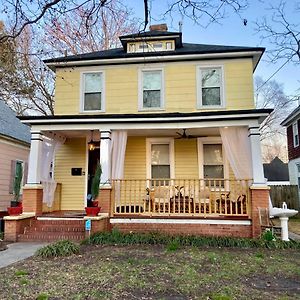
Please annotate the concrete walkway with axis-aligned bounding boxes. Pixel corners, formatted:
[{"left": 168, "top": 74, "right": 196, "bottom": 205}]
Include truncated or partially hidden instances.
[
  {"left": 289, "top": 231, "right": 300, "bottom": 241},
  {"left": 0, "top": 242, "right": 47, "bottom": 269}
]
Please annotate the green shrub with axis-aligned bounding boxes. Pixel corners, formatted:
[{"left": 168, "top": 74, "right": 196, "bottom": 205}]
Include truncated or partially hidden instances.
[
  {"left": 166, "top": 239, "right": 180, "bottom": 251},
  {"left": 261, "top": 229, "right": 277, "bottom": 242},
  {"left": 36, "top": 240, "right": 79, "bottom": 258},
  {"left": 83, "top": 229, "right": 300, "bottom": 250}
]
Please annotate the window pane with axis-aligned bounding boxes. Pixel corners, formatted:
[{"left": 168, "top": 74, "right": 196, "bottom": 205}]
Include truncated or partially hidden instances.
[
  {"left": 151, "top": 144, "right": 169, "bottom": 165},
  {"left": 143, "top": 90, "right": 161, "bottom": 108},
  {"left": 202, "top": 68, "right": 221, "bottom": 87},
  {"left": 204, "top": 144, "right": 223, "bottom": 164},
  {"left": 84, "top": 93, "right": 101, "bottom": 110},
  {"left": 152, "top": 165, "right": 170, "bottom": 179},
  {"left": 143, "top": 71, "right": 161, "bottom": 90},
  {"left": 204, "top": 165, "right": 224, "bottom": 178},
  {"left": 84, "top": 73, "right": 102, "bottom": 93},
  {"left": 202, "top": 87, "right": 221, "bottom": 106}
]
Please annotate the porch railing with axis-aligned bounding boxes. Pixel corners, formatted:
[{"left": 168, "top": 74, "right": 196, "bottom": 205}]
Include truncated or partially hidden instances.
[{"left": 111, "top": 179, "right": 252, "bottom": 217}]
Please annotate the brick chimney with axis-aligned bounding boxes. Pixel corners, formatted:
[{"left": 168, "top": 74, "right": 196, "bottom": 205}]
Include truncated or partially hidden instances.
[{"left": 149, "top": 24, "right": 168, "bottom": 31}]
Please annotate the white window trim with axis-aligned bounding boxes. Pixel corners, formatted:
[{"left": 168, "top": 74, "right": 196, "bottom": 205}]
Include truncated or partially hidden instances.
[
  {"left": 196, "top": 65, "right": 225, "bottom": 109},
  {"left": 197, "top": 137, "right": 229, "bottom": 189},
  {"left": 293, "top": 121, "right": 299, "bottom": 147},
  {"left": 146, "top": 138, "right": 175, "bottom": 180},
  {"left": 80, "top": 71, "right": 105, "bottom": 113},
  {"left": 138, "top": 68, "right": 165, "bottom": 111}
]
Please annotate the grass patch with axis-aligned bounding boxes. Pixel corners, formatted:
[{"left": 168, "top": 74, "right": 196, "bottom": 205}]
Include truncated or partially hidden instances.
[
  {"left": 36, "top": 293, "right": 49, "bottom": 300},
  {"left": 35, "top": 240, "right": 79, "bottom": 258},
  {"left": 15, "top": 270, "right": 29, "bottom": 276},
  {"left": 83, "top": 229, "right": 300, "bottom": 249}
]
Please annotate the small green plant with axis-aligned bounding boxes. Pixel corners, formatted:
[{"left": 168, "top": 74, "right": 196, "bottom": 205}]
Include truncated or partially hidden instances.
[
  {"left": 35, "top": 240, "right": 79, "bottom": 258},
  {"left": 15, "top": 270, "right": 29, "bottom": 276},
  {"left": 36, "top": 293, "right": 49, "bottom": 300},
  {"left": 262, "top": 229, "right": 277, "bottom": 242},
  {"left": 13, "top": 162, "right": 23, "bottom": 202},
  {"left": 255, "top": 252, "right": 264, "bottom": 259},
  {"left": 91, "top": 163, "right": 102, "bottom": 201},
  {"left": 166, "top": 239, "right": 180, "bottom": 251},
  {"left": 20, "top": 278, "right": 28, "bottom": 285}
]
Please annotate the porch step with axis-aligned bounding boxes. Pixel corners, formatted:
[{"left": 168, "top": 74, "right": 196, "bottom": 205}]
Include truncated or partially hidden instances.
[
  {"left": 17, "top": 218, "right": 87, "bottom": 242},
  {"left": 18, "top": 232, "right": 86, "bottom": 242}
]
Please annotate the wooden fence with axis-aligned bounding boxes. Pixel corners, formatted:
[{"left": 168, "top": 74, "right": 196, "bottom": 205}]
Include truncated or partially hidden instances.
[{"left": 269, "top": 185, "right": 300, "bottom": 210}]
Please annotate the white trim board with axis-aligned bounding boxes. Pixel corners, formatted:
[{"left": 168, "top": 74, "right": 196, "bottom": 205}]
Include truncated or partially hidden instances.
[{"left": 110, "top": 218, "right": 251, "bottom": 225}]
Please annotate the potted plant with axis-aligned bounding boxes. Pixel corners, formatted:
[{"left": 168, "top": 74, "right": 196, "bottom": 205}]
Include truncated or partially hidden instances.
[
  {"left": 85, "top": 163, "right": 102, "bottom": 216},
  {"left": 8, "top": 163, "right": 23, "bottom": 215}
]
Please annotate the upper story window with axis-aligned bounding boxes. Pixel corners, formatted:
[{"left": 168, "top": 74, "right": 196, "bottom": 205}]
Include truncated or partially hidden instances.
[
  {"left": 293, "top": 121, "right": 299, "bottom": 147},
  {"left": 198, "top": 66, "right": 224, "bottom": 108},
  {"left": 81, "top": 72, "right": 104, "bottom": 112},
  {"left": 139, "top": 69, "right": 164, "bottom": 110}
]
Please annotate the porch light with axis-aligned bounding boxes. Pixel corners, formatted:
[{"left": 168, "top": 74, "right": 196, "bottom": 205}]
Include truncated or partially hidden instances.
[{"left": 88, "top": 130, "right": 96, "bottom": 151}]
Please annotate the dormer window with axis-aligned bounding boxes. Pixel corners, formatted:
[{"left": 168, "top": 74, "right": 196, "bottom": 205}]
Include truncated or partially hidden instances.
[{"left": 166, "top": 42, "right": 172, "bottom": 50}]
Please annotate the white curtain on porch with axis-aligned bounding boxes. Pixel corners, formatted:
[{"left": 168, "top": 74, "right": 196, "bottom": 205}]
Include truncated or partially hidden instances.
[
  {"left": 111, "top": 131, "right": 127, "bottom": 205},
  {"left": 41, "top": 135, "right": 66, "bottom": 207},
  {"left": 219, "top": 127, "right": 252, "bottom": 180}
]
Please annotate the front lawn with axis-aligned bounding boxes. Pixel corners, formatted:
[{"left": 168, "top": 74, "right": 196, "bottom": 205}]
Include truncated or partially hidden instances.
[{"left": 0, "top": 244, "right": 299, "bottom": 299}]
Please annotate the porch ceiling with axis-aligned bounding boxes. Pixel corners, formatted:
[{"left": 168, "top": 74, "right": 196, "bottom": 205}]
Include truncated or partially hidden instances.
[{"left": 42, "top": 128, "right": 220, "bottom": 139}]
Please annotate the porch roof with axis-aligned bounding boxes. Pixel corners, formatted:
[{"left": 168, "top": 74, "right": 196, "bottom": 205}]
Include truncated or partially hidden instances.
[{"left": 20, "top": 108, "right": 272, "bottom": 126}]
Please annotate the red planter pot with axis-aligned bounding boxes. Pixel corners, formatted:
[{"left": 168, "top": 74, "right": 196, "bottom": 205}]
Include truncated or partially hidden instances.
[
  {"left": 7, "top": 206, "right": 23, "bottom": 216},
  {"left": 85, "top": 207, "right": 101, "bottom": 216}
]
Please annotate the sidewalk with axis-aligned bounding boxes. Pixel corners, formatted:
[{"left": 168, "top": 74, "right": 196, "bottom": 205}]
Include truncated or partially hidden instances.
[
  {"left": 0, "top": 242, "right": 47, "bottom": 269},
  {"left": 289, "top": 231, "right": 300, "bottom": 241}
]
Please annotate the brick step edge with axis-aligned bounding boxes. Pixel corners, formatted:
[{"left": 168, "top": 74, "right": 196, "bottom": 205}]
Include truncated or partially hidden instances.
[
  {"left": 25, "top": 227, "right": 86, "bottom": 233},
  {"left": 32, "top": 221, "right": 85, "bottom": 226},
  {"left": 18, "top": 234, "right": 86, "bottom": 242}
]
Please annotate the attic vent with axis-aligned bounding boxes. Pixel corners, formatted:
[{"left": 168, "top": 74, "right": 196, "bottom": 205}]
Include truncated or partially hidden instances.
[{"left": 149, "top": 24, "right": 168, "bottom": 31}]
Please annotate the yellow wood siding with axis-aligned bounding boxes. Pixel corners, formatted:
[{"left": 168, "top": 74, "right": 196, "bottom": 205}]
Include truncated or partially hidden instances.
[
  {"left": 124, "top": 137, "right": 146, "bottom": 178},
  {"left": 55, "top": 138, "right": 86, "bottom": 210},
  {"left": 175, "top": 139, "right": 199, "bottom": 178},
  {"left": 54, "top": 58, "right": 255, "bottom": 115}
]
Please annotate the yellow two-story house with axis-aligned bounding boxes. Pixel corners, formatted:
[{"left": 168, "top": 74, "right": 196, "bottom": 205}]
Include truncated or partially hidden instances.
[{"left": 20, "top": 24, "right": 272, "bottom": 239}]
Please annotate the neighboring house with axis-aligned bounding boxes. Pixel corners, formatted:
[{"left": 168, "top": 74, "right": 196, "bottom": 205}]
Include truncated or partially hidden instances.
[
  {"left": 18, "top": 24, "right": 272, "bottom": 239},
  {"left": 0, "top": 100, "right": 30, "bottom": 213},
  {"left": 281, "top": 105, "right": 300, "bottom": 188},
  {"left": 263, "top": 157, "right": 289, "bottom": 185}
]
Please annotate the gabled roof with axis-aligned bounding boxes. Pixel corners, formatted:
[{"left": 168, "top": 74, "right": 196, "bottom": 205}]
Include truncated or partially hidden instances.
[
  {"left": 281, "top": 105, "right": 300, "bottom": 126},
  {"left": 0, "top": 100, "right": 30, "bottom": 144},
  {"left": 44, "top": 43, "right": 265, "bottom": 65}
]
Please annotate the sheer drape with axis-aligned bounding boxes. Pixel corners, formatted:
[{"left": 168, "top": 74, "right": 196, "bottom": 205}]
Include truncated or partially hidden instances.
[
  {"left": 41, "top": 136, "right": 65, "bottom": 207},
  {"left": 219, "top": 127, "right": 252, "bottom": 180},
  {"left": 111, "top": 131, "right": 127, "bottom": 205}
]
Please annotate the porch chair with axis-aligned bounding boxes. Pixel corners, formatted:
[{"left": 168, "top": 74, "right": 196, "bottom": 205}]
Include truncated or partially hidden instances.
[
  {"left": 258, "top": 207, "right": 281, "bottom": 237},
  {"left": 147, "top": 186, "right": 176, "bottom": 213}
]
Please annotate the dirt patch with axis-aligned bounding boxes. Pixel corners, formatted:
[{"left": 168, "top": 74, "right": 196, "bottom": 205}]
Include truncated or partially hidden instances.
[{"left": 0, "top": 245, "right": 299, "bottom": 299}]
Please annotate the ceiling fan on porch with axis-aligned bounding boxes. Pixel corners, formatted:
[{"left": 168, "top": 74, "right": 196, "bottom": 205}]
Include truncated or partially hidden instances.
[{"left": 175, "top": 129, "right": 207, "bottom": 139}]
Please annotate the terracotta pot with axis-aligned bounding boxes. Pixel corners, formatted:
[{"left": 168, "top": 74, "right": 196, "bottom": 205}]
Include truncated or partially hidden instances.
[
  {"left": 7, "top": 206, "right": 23, "bottom": 216},
  {"left": 85, "top": 207, "right": 101, "bottom": 216}
]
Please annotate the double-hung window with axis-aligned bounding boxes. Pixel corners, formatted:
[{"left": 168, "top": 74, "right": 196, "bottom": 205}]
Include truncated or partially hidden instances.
[
  {"left": 293, "top": 121, "right": 299, "bottom": 147},
  {"left": 147, "top": 138, "right": 174, "bottom": 185},
  {"left": 82, "top": 72, "right": 104, "bottom": 112},
  {"left": 140, "top": 70, "right": 163, "bottom": 110},
  {"left": 203, "top": 144, "right": 224, "bottom": 179},
  {"left": 198, "top": 66, "right": 223, "bottom": 108}
]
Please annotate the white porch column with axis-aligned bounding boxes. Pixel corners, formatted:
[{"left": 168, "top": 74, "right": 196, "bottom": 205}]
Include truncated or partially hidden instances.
[
  {"left": 100, "top": 130, "right": 111, "bottom": 187},
  {"left": 248, "top": 127, "right": 265, "bottom": 186},
  {"left": 27, "top": 131, "right": 44, "bottom": 184}
]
